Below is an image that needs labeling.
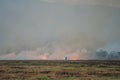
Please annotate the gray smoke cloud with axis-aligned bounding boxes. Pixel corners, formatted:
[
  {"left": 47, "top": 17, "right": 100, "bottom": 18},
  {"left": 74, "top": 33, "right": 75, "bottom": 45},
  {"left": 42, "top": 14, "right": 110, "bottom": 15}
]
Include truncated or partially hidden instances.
[
  {"left": 42, "top": 0, "right": 120, "bottom": 8},
  {"left": 0, "top": 0, "right": 120, "bottom": 60}
]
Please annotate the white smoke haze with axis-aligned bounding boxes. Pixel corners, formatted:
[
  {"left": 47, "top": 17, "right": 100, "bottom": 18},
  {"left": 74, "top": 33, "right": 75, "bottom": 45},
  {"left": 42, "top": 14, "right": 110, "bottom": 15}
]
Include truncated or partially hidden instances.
[
  {"left": 0, "top": 46, "right": 89, "bottom": 60},
  {"left": 0, "top": 0, "right": 120, "bottom": 60},
  {"left": 0, "top": 46, "right": 120, "bottom": 60},
  {"left": 42, "top": 0, "right": 120, "bottom": 8}
]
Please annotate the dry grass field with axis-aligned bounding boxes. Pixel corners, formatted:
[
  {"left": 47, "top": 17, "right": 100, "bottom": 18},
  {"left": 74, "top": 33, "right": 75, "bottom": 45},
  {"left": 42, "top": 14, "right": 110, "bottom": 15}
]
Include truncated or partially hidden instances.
[{"left": 0, "top": 60, "right": 120, "bottom": 80}]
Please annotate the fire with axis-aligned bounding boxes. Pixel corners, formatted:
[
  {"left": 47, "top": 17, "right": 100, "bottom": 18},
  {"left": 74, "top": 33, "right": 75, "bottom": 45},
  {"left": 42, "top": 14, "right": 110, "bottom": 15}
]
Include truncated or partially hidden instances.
[
  {"left": 0, "top": 47, "right": 88, "bottom": 60},
  {"left": 70, "top": 55, "right": 79, "bottom": 60}
]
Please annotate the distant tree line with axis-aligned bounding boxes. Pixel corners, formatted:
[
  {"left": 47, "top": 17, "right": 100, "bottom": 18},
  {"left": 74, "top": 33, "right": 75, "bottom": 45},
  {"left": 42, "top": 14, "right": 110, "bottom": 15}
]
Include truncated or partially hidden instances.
[{"left": 95, "top": 49, "right": 120, "bottom": 60}]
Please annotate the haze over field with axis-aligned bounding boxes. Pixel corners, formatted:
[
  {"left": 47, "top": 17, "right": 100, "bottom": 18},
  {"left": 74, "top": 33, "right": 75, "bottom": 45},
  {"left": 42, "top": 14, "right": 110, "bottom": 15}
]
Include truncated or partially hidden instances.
[{"left": 0, "top": 0, "right": 120, "bottom": 60}]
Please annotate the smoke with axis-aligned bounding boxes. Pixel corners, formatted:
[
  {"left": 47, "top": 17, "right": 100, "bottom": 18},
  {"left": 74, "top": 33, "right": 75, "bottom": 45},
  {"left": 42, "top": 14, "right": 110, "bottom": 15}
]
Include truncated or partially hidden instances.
[
  {"left": 94, "top": 49, "right": 120, "bottom": 60},
  {"left": 0, "top": 46, "right": 120, "bottom": 60},
  {"left": 0, "top": 45, "right": 89, "bottom": 60},
  {"left": 0, "top": 0, "right": 120, "bottom": 60},
  {"left": 42, "top": 0, "right": 120, "bottom": 8}
]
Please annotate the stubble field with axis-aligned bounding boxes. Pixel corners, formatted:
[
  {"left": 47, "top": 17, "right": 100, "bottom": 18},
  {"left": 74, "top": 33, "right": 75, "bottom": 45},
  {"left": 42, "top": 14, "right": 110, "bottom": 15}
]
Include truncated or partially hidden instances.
[{"left": 0, "top": 60, "right": 120, "bottom": 80}]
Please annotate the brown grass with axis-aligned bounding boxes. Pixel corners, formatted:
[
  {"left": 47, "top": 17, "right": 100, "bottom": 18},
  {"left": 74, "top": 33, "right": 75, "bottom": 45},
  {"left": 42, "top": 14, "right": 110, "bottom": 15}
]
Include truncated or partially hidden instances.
[{"left": 0, "top": 60, "right": 120, "bottom": 80}]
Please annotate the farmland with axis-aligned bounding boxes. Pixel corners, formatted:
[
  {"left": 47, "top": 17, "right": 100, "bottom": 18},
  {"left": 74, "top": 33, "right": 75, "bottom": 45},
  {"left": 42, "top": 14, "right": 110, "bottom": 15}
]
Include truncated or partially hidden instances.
[{"left": 0, "top": 60, "right": 120, "bottom": 80}]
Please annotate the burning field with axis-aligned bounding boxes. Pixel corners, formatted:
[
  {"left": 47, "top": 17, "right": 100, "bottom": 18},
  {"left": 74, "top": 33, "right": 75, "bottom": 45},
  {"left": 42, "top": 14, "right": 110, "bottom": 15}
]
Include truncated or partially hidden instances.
[
  {"left": 0, "top": 0, "right": 120, "bottom": 79},
  {"left": 0, "top": 60, "right": 120, "bottom": 80}
]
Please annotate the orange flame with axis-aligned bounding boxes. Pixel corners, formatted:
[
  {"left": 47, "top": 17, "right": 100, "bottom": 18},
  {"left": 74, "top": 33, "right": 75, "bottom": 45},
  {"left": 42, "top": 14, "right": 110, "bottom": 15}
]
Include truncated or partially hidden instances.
[{"left": 70, "top": 55, "right": 79, "bottom": 60}]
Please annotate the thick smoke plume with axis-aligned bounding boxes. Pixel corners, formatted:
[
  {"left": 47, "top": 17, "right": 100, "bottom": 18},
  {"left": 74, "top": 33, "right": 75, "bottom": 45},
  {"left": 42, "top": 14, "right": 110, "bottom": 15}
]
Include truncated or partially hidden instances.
[
  {"left": 0, "top": 43, "right": 88, "bottom": 60},
  {"left": 0, "top": 44, "right": 120, "bottom": 60},
  {"left": 0, "top": 0, "right": 120, "bottom": 60}
]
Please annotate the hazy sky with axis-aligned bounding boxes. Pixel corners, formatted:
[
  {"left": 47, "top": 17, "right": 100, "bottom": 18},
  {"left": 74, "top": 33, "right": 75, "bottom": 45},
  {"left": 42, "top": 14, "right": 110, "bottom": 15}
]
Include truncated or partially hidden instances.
[{"left": 0, "top": 0, "right": 120, "bottom": 59}]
